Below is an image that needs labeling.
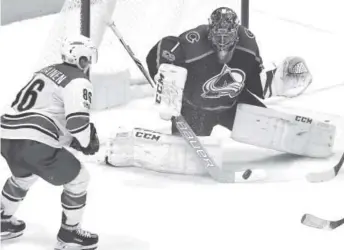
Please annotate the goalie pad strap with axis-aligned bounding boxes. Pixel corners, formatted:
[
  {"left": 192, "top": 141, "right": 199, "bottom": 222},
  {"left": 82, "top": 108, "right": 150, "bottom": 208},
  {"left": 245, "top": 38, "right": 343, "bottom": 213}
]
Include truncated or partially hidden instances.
[{"left": 263, "top": 69, "right": 276, "bottom": 98}]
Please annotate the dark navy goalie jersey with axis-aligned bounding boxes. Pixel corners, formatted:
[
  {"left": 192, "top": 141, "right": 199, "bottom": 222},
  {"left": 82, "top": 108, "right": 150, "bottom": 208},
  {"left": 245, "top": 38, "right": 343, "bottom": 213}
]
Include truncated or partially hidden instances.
[{"left": 146, "top": 24, "right": 264, "bottom": 110}]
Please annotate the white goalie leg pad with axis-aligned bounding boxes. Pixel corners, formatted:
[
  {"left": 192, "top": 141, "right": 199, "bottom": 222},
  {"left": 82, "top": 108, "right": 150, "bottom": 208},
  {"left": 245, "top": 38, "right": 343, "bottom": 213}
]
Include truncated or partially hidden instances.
[
  {"left": 154, "top": 63, "right": 188, "bottom": 120},
  {"left": 105, "top": 128, "right": 222, "bottom": 175},
  {"left": 231, "top": 104, "right": 336, "bottom": 158}
]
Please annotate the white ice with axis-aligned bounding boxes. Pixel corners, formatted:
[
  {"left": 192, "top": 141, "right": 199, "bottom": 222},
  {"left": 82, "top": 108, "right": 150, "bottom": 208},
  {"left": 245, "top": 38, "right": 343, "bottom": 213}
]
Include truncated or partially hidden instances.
[{"left": 1, "top": 1, "right": 344, "bottom": 250}]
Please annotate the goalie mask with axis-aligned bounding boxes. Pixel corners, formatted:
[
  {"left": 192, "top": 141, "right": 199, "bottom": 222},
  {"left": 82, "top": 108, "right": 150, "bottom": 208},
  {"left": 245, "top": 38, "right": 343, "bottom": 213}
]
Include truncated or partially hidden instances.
[
  {"left": 61, "top": 35, "right": 98, "bottom": 72},
  {"left": 208, "top": 7, "right": 239, "bottom": 62}
]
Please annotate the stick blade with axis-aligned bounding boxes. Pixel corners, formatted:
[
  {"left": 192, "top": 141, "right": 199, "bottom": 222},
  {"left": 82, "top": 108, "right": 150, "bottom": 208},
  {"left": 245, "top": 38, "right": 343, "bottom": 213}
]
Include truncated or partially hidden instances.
[
  {"left": 301, "top": 214, "right": 332, "bottom": 230},
  {"left": 306, "top": 153, "right": 344, "bottom": 183},
  {"left": 208, "top": 168, "right": 235, "bottom": 183},
  {"left": 210, "top": 169, "right": 267, "bottom": 183},
  {"left": 306, "top": 169, "right": 336, "bottom": 183}
]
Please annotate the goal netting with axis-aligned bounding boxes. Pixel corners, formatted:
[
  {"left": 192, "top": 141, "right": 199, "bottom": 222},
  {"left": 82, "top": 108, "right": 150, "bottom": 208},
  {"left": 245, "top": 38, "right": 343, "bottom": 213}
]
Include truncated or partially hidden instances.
[{"left": 36, "top": 0, "right": 242, "bottom": 81}]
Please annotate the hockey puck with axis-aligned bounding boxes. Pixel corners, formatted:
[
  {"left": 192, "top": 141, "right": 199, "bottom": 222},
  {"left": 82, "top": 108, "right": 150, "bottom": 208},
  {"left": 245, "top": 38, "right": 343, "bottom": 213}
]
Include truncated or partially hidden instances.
[{"left": 242, "top": 169, "right": 252, "bottom": 180}]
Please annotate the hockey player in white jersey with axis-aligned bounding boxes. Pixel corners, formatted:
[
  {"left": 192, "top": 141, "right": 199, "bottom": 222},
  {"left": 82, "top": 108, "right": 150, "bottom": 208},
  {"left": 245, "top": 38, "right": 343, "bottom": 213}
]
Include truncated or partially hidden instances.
[{"left": 1, "top": 35, "right": 99, "bottom": 249}]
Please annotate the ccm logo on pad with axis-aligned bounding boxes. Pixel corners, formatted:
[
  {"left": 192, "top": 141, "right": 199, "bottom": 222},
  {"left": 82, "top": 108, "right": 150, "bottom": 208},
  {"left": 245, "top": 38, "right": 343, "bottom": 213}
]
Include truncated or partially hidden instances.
[
  {"left": 295, "top": 116, "right": 312, "bottom": 124},
  {"left": 135, "top": 131, "right": 161, "bottom": 141}
]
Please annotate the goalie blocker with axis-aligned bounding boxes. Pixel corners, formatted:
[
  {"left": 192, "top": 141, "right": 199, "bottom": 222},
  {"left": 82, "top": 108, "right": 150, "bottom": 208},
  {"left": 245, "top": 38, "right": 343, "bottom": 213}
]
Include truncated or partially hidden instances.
[
  {"left": 105, "top": 128, "right": 222, "bottom": 175},
  {"left": 231, "top": 104, "right": 336, "bottom": 158},
  {"left": 154, "top": 63, "right": 187, "bottom": 121}
]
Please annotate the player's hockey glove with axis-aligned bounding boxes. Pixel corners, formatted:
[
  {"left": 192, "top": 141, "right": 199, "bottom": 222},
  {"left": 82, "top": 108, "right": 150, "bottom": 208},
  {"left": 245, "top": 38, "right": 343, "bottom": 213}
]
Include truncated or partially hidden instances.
[{"left": 70, "top": 123, "right": 100, "bottom": 155}]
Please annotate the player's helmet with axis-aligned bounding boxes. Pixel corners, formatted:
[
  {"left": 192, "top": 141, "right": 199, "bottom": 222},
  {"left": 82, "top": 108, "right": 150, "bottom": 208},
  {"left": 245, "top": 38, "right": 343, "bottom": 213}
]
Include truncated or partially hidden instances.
[
  {"left": 61, "top": 35, "right": 98, "bottom": 72},
  {"left": 208, "top": 7, "right": 239, "bottom": 53}
]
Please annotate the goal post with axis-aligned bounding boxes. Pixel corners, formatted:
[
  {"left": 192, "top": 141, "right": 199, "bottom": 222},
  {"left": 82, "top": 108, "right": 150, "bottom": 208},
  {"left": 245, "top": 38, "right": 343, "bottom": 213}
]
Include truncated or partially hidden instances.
[
  {"left": 80, "top": 0, "right": 91, "bottom": 77},
  {"left": 241, "top": 0, "right": 249, "bottom": 28},
  {"left": 80, "top": 0, "right": 91, "bottom": 38}
]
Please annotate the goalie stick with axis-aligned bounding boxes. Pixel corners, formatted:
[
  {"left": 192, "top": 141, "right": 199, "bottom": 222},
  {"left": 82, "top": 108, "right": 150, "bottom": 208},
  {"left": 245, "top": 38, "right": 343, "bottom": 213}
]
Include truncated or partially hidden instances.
[
  {"left": 301, "top": 213, "right": 344, "bottom": 230},
  {"left": 306, "top": 152, "right": 344, "bottom": 182},
  {"left": 107, "top": 21, "right": 252, "bottom": 183},
  {"left": 173, "top": 116, "right": 235, "bottom": 183},
  {"left": 108, "top": 22, "right": 155, "bottom": 88}
]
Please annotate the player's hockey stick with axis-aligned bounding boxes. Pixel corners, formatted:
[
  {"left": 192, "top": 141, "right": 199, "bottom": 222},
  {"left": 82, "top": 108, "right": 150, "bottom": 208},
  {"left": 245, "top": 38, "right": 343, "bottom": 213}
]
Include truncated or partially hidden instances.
[
  {"left": 107, "top": 21, "right": 243, "bottom": 183},
  {"left": 108, "top": 22, "right": 155, "bottom": 88},
  {"left": 301, "top": 213, "right": 344, "bottom": 230},
  {"left": 172, "top": 115, "right": 235, "bottom": 183},
  {"left": 306, "top": 152, "right": 344, "bottom": 182}
]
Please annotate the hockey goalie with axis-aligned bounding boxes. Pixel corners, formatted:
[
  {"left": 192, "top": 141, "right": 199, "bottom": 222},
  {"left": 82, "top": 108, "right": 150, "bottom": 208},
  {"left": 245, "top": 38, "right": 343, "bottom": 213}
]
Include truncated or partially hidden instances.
[{"left": 105, "top": 7, "right": 336, "bottom": 176}]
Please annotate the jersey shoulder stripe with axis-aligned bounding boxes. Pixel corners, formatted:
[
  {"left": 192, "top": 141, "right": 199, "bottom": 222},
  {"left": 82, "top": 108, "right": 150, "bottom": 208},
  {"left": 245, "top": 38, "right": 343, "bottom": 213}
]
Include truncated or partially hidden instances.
[
  {"left": 236, "top": 25, "right": 261, "bottom": 62},
  {"left": 179, "top": 25, "right": 214, "bottom": 64}
]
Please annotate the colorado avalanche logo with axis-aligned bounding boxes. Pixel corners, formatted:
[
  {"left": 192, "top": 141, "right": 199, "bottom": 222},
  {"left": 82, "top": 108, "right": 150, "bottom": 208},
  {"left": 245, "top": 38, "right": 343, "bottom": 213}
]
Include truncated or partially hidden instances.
[{"left": 202, "top": 65, "right": 246, "bottom": 99}]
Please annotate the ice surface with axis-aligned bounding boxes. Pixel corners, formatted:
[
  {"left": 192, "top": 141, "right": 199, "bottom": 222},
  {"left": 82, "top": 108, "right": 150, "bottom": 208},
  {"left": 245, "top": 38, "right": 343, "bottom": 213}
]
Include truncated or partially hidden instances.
[{"left": 1, "top": 1, "right": 344, "bottom": 250}]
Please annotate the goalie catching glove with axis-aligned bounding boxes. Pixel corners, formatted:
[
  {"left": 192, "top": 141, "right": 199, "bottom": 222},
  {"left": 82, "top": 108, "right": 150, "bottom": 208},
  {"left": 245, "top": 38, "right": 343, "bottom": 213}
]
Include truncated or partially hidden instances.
[
  {"left": 262, "top": 56, "right": 313, "bottom": 98},
  {"left": 70, "top": 123, "right": 100, "bottom": 155},
  {"left": 154, "top": 63, "right": 188, "bottom": 120}
]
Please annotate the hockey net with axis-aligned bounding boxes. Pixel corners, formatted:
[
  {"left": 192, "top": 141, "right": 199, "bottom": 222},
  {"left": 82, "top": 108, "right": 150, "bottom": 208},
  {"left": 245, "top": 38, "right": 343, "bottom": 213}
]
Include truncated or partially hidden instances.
[{"left": 36, "top": 0, "right": 241, "bottom": 80}]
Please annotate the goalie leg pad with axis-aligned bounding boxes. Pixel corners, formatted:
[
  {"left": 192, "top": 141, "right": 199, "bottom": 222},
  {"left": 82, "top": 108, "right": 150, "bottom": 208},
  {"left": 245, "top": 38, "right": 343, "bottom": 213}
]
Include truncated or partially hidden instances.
[
  {"left": 105, "top": 128, "right": 223, "bottom": 175},
  {"left": 231, "top": 104, "right": 336, "bottom": 158}
]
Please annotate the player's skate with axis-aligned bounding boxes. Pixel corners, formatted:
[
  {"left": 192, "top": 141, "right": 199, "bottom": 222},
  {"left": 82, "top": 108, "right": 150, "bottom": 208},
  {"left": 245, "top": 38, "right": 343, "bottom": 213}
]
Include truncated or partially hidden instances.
[
  {"left": 55, "top": 223, "right": 98, "bottom": 250},
  {"left": 1, "top": 211, "right": 26, "bottom": 241}
]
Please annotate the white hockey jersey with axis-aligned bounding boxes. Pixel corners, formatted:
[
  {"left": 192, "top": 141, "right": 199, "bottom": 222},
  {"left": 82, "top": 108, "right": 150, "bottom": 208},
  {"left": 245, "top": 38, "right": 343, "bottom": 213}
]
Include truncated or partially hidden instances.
[{"left": 1, "top": 64, "right": 93, "bottom": 148}]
